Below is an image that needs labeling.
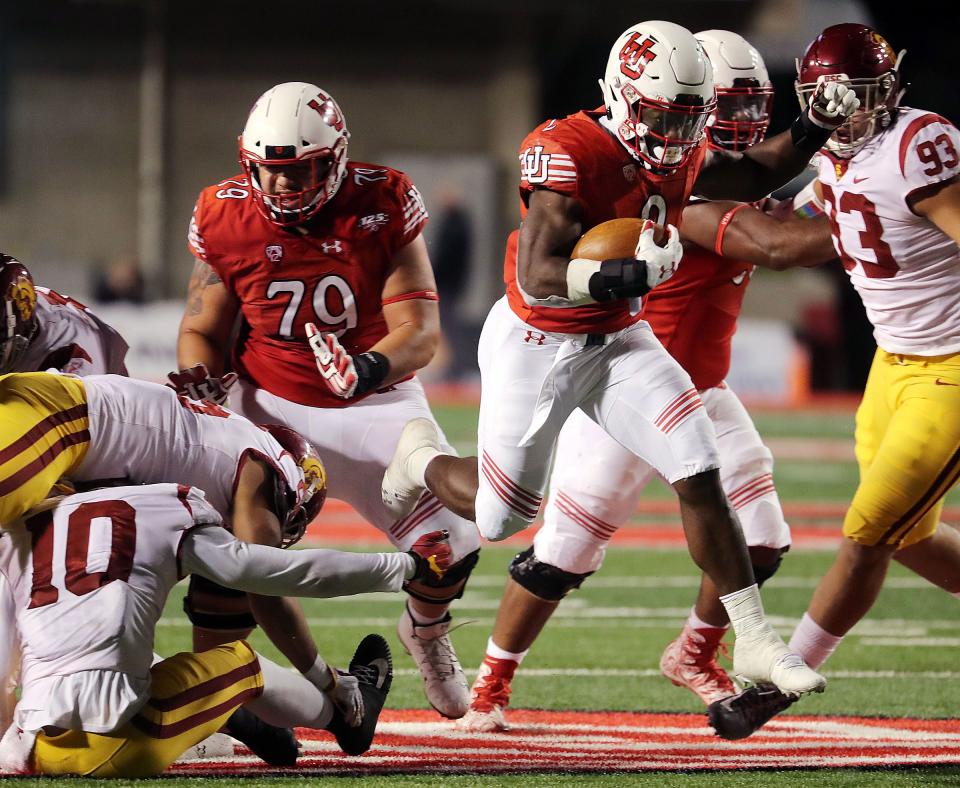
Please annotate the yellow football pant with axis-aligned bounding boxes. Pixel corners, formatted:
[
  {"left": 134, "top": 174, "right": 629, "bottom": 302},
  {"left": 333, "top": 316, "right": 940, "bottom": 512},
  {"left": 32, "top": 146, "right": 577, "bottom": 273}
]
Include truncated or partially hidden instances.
[
  {"left": 845, "top": 349, "right": 960, "bottom": 547},
  {"left": 0, "top": 372, "right": 89, "bottom": 527},
  {"left": 33, "top": 641, "right": 263, "bottom": 777}
]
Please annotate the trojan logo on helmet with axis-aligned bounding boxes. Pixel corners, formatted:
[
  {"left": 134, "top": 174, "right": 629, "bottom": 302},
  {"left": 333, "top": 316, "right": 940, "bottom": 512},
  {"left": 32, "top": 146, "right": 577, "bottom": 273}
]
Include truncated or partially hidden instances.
[
  {"left": 600, "top": 20, "right": 717, "bottom": 171},
  {"left": 795, "top": 23, "right": 905, "bottom": 158},
  {"left": 0, "top": 254, "right": 39, "bottom": 374}
]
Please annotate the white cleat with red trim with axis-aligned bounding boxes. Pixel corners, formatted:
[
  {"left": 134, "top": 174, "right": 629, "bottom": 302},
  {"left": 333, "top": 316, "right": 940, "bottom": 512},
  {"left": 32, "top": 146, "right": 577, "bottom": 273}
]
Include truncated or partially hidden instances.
[{"left": 382, "top": 418, "right": 441, "bottom": 519}]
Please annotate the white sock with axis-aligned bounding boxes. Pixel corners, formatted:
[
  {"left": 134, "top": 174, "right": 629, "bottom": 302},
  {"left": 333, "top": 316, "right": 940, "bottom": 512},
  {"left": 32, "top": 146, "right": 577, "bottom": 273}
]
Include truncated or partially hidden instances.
[
  {"left": 788, "top": 612, "right": 844, "bottom": 670},
  {"left": 718, "top": 584, "right": 770, "bottom": 640},
  {"left": 688, "top": 606, "right": 728, "bottom": 632},
  {"left": 487, "top": 637, "right": 529, "bottom": 664},
  {"left": 409, "top": 447, "right": 443, "bottom": 487},
  {"left": 244, "top": 655, "right": 334, "bottom": 730}
]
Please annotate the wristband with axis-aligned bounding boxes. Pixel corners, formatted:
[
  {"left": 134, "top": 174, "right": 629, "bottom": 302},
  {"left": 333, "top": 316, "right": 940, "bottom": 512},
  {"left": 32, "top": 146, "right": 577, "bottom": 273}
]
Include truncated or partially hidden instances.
[
  {"left": 303, "top": 654, "right": 335, "bottom": 692},
  {"left": 353, "top": 351, "right": 390, "bottom": 396},
  {"left": 566, "top": 258, "right": 602, "bottom": 304},
  {"left": 714, "top": 204, "right": 751, "bottom": 256},
  {"left": 588, "top": 258, "right": 650, "bottom": 302},
  {"left": 790, "top": 110, "right": 833, "bottom": 155}
]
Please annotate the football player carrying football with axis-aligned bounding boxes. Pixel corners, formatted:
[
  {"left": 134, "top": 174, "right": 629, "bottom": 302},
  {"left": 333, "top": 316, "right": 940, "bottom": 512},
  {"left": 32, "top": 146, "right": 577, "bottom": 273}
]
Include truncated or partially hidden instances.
[
  {"left": 679, "top": 23, "right": 960, "bottom": 739},
  {"left": 0, "top": 254, "right": 129, "bottom": 377},
  {"left": 0, "top": 482, "right": 452, "bottom": 775},
  {"left": 175, "top": 82, "right": 480, "bottom": 719},
  {"left": 455, "top": 30, "right": 840, "bottom": 732},
  {"left": 383, "top": 19, "right": 859, "bottom": 705}
]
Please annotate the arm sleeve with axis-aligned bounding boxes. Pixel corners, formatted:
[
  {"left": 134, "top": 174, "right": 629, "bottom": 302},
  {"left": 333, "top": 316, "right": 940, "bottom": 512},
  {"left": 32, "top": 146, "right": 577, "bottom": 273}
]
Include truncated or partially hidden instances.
[
  {"left": 187, "top": 197, "right": 209, "bottom": 261},
  {"left": 387, "top": 175, "right": 429, "bottom": 255},
  {"left": 518, "top": 135, "right": 580, "bottom": 201},
  {"left": 179, "top": 525, "right": 414, "bottom": 597}
]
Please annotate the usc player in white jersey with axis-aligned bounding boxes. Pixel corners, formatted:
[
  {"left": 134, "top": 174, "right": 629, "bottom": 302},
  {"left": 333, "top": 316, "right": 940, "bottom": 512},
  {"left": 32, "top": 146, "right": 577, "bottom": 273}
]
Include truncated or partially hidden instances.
[
  {"left": 0, "top": 483, "right": 452, "bottom": 776},
  {"left": 455, "top": 30, "right": 839, "bottom": 733},
  {"left": 176, "top": 82, "right": 480, "bottom": 719},
  {"left": 384, "top": 19, "right": 858, "bottom": 704},
  {"left": 679, "top": 23, "right": 960, "bottom": 739},
  {"left": 0, "top": 372, "right": 382, "bottom": 726},
  {"left": 0, "top": 255, "right": 128, "bottom": 377}
]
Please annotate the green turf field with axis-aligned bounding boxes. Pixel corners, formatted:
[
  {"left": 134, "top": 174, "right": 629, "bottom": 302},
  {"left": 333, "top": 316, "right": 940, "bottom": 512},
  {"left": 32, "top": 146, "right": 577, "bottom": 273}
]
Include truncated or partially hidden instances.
[{"left": 41, "top": 402, "right": 960, "bottom": 785}]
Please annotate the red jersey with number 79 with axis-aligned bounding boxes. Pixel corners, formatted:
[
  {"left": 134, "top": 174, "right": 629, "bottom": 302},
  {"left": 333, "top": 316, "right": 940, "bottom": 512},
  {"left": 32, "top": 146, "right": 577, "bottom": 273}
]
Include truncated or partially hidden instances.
[
  {"left": 504, "top": 109, "right": 705, "bottom": 335},
  {"left": 187, "top": 162, "right": 429, "bottom": 407}
]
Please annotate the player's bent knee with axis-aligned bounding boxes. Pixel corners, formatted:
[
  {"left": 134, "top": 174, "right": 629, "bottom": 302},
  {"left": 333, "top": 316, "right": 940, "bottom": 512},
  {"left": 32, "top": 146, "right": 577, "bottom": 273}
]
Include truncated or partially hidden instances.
[{"left": 509, "top": 546, "right": 594, "bottom": 601}]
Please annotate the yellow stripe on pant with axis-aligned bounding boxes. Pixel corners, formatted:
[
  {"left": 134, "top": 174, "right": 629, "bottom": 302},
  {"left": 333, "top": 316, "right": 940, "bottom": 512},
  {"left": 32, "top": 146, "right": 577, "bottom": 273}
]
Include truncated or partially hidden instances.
[
  {"left": 0, "top": 372, "right": 89, "bottom": 527},
  {"left": 844, "top": 349, "right": 960, "bottom": 547},
  {"left": 33, "top": 641, "right": 263, "bottom": 777}
]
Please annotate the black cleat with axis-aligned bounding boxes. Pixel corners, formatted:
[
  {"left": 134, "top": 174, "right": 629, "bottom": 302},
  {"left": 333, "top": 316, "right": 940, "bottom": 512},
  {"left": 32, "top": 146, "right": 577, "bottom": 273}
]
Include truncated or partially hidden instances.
[
  {"left": 223, "top": 705, "right": 299, "bottom": 766},
  {"left": 326, "top": 633, "right": 393, "bottom": 756},
  {"left": 707, "top": 682, "right": 798, "bottom": 741}
]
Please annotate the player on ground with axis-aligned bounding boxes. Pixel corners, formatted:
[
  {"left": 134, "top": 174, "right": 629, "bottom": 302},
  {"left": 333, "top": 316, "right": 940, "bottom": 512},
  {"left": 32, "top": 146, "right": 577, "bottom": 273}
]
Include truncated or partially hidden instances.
[
  {"left": 0, "top": 371, "right": 392, "bottom": 725},
  {"left": 0, "top": 483, "right": 453, "bottom": 775},
  {"left": 383, "top": 20, "right": 859, "bottom": 701},
  {"left": 456, "top": 30, "right": 841, "bottom": 732},
  {"left": 0, "top": 254, "right": 129, "bottom": 376},
  {"left": 676, "top": 23, "right": 960, "bottom": 739},
  {"left": 176, "top": 82, "right": 481, "bottom": 719}
]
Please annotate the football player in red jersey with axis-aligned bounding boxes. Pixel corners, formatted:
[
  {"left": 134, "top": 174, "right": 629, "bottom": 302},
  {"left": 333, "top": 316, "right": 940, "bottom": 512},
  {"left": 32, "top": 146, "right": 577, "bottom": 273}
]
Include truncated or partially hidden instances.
[
  {"left": 451, "top": 29, "right": 842, "bottom": 732},
  {"left": 175, "top": 82, "right": 481, "bottom": 719},
  {"left": 383, "top": 20, "right": 858, "bottom": 707}
]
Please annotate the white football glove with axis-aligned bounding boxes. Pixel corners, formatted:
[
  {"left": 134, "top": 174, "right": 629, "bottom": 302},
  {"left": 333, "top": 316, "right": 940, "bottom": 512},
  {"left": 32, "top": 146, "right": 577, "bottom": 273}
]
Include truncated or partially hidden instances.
[
  {"left": 808, "top": 81, "right": 860, "bottom": 129},
  {"left": 635, "top": 220, "right": 683, "bottom": 290},
  {"left": 166, "top": 363, "right": 237, "bottom": 405},
  {"left": 306, "top": 323, "right": 358, "bottom": 399},
  {"left": 328, "top": 670, "right": 364, "bottom": 728}
]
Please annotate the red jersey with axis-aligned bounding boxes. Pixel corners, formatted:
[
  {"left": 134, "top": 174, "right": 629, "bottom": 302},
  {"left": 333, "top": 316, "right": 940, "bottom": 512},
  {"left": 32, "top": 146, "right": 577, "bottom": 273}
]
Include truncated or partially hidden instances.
[
  {"left": 643, "top": 239, "right": 754, "bottom": 390},
  {"left": 504, "top": 109, "right": 706, "bottom": 334},
  {"left": 188, "top": 162, "right": 428, "bottom": 407}
]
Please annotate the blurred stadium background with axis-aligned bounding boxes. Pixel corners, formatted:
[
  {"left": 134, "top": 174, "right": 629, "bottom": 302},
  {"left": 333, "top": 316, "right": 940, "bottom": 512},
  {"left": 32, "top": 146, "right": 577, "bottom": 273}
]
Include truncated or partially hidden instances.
[{"left": 1, "top": 0, "right": 954, "bottom": 403}]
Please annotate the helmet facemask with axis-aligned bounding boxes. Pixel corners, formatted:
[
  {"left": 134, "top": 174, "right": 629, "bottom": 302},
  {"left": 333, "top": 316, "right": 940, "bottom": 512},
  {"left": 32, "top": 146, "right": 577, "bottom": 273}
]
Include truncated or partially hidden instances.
[
  {"left": 618, "top": 86, "right": 715, "bottom": 171},
  {"left": 795, "top": 72, "right": 898, "bottom": 158},
  {"left": 707, "top": 79, "right": 774, "bottom": 151},
  {"left": 242, "top": 146, "right": 346, "bottom": 227}
]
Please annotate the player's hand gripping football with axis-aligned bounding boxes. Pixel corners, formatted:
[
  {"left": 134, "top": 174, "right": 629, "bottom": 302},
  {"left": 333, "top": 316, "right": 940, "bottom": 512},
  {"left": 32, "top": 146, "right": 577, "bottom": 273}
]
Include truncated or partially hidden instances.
[
  {"left": 807, "top": 80, "right": 860, "bottom": 129},
  {"left": 166, "top": 363, "right": 237, "bottom": 405},
  {"left": 407, "top": 529, "right": 453, "bottom": 584},
  {"left": 306, "top": 323, "right": 359, "bottom": 399},
  {"left": 635, "top": 220, "right": 683, "bottom": 290}
]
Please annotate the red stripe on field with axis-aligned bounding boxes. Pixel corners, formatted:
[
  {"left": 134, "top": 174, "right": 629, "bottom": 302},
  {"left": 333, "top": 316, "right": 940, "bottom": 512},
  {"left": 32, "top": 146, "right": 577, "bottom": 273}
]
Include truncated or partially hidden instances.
[{"left": 168, "top": 709, "right": 960, "bottom": 775}]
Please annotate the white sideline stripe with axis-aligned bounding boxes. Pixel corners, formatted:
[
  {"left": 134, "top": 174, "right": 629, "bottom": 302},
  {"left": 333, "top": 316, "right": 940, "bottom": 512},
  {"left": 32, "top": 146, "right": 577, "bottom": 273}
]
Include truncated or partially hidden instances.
[{"left": 462, "top": 574, "right": 938, "bottom": 590}]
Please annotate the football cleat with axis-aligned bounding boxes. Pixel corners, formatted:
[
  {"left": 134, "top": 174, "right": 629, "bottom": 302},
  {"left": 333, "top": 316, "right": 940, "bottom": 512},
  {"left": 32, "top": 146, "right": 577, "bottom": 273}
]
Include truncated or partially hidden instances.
[
  {"left": 733, "top": 630, "right": 827, "bottom": 696},
  {"left": 223, "top": 706, "right": 299, "bottom": 766},
  {"left": 382, "top": 418, "right": 440, "bottom": 519},
  {"left": 455, "top": 659, "right": 514, "bottom": 733},
  {"left": 325, "top": 634, "right": 393, "bottom": 756},
  {"left": 660, "top": 624, "right": 737, "bottom": 705},
  {"left": 707, "top": 682, "right": 798, "bottom": 740},
  {"left": 398, "top": 605, "right": 470, "bottom": 719}
]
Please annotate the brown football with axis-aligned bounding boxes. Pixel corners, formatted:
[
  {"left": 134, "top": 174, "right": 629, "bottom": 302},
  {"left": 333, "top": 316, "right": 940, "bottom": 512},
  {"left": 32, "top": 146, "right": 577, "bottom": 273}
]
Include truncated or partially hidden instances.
[{"left": 571, "top": 218, "right": 668, "bottom": 260}]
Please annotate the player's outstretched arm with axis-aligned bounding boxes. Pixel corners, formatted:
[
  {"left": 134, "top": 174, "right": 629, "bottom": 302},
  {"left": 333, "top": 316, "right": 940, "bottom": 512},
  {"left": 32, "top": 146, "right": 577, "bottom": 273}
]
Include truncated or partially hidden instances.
[
  {"left": 911, "top": 177, "right": 960, "bottom": 244},
  {"left": 177, "top": 257, "right": 240, "bottom": 377},
  {"left": 695, "top": 82, "right": 859, "bottom": 201},
  {"left": 681, "top": 200, "right": 836, "bottom": 271}
]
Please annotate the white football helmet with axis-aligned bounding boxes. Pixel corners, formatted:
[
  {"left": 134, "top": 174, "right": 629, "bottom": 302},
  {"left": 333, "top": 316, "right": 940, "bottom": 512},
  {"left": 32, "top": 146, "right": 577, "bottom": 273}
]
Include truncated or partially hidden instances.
[
  {"left": 239, "top": 82, "right": 350, "bottom": 226},
  {"left": 696, "top": 30, "right": 773, "bottom": 151},
  {"left": 600, "top": 20, "right": 716, "bottom": 170}
]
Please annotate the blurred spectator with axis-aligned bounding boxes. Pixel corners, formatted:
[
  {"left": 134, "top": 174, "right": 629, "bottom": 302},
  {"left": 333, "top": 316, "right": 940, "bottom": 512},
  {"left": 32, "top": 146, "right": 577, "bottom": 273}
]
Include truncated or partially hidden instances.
[
  {"left": 92, "top": 255, "right": 146, "bottom": 304},
  {"left": 431, "top": 188, "right": 473, "bottom": 381}
]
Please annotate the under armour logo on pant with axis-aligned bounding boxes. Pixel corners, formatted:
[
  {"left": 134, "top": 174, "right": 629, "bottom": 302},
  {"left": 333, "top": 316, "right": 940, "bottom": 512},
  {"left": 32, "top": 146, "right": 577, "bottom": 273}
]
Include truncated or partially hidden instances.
[{"left": 523, "top": 331, "right": 546, "bottom": 345}]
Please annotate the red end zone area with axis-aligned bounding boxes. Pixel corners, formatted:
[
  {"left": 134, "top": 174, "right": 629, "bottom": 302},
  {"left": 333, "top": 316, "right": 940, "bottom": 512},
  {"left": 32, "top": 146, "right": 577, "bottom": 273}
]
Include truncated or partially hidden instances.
[{"left": 172, "top": 709, "right": 960, "bottom": 775}]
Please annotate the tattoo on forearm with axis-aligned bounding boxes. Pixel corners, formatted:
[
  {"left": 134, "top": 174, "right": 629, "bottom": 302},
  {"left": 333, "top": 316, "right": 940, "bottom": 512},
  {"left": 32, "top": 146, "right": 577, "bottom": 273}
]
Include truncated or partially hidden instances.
[{"left": 185, "top": 260, "right": 222, "bottom": 316}]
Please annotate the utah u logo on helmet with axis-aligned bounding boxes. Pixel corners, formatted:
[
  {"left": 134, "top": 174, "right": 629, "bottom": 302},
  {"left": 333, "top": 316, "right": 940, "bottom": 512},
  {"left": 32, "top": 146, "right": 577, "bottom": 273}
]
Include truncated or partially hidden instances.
[{"left": 619, "top": 33, "right": 658, "bottom": 79}]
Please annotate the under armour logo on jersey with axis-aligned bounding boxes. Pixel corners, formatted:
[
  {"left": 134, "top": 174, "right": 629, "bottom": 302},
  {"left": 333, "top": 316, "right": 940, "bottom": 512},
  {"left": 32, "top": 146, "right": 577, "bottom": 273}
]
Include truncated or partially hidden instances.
[
  {"left": 265, "top": 244, "right": 284, "bottom": 263},
  {"left": 619, "top": 33, "right": 658, "bottom": 80},
  {"left": 731, "top": 267, "right": 755, "bottom": 286},
  {"left": 321, "top": 240, "right": 344, "bottom": 254},
  {"left": 523, "top": 330, "right": 546, "bottom": 345}
]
